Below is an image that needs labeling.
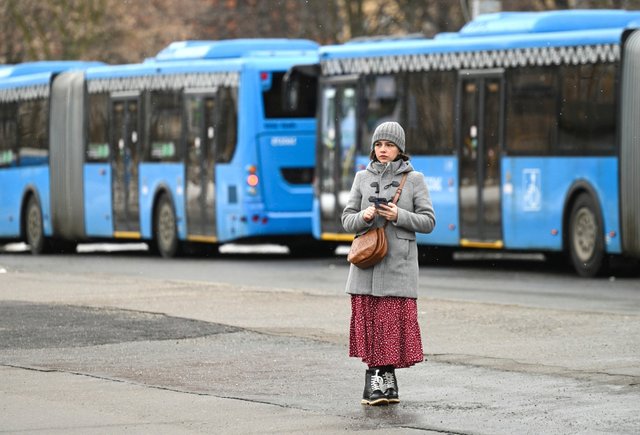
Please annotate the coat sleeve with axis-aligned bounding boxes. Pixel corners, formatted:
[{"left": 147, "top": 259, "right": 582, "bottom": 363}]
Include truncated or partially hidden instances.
[
  {"left": 394, "top": 172, "right": 436, "bottom": 234},
  {"left": 342, "top": 171, "right": 374, "bottom": 234}
]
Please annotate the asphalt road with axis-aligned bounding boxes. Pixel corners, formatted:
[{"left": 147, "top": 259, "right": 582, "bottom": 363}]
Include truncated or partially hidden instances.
[
  {"left": 1, "top": 242, "right": 639, "bottom": 313},
  {"left": 1, "top": 244, "right": 639, "bottom": 434}
]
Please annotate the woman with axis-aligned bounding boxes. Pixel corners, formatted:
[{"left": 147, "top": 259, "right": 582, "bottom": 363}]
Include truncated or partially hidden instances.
[{"left": 342, "top": 121, "right": 435, "bottom": 406}]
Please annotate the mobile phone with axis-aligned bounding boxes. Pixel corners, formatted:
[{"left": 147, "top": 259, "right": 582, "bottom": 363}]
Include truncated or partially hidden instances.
[{"left": 370, "top": 197, "right": 389, "bottom": 208}]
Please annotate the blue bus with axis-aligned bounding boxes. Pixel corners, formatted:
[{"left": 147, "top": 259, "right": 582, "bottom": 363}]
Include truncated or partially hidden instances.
[
  {"left": 0, "top": 39, "right": 321, "bottom": 257},
  {"left": 312, "top": 10, "right": 640, "bottom": 277},
  {"left": 0, "top": 61, "right": 104, "bottom": 253}
]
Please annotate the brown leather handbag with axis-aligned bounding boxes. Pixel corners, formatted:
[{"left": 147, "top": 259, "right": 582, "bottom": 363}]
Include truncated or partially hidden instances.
[{"left": 347, "top": 173, "right": 408, "bottom": 269}]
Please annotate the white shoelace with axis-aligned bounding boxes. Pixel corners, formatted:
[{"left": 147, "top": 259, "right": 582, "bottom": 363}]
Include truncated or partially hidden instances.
[
  {"left": 383, "top": 371, "right": 396, "bottom": 390},
  {"left": 371, "top": 373, "right": 384, "bottom": 391}
]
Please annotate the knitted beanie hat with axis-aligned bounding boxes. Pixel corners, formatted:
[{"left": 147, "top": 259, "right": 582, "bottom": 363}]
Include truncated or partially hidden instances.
[{"left": 371, "top": 121, "right": 405, "bottom": 153}]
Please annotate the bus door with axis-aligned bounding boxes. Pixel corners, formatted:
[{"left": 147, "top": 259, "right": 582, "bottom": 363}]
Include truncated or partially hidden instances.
[
  {"left": 110, "top": 94, "right": 141, "bottom": 237},
  {"left": 457, "top": 71, "right": 503, "bottom": 246},
  {"left": 318, "top": 77, "right": 358, "bottom": 238},
  {"left": 184, "top": 91, "right": 217, "bottom": 241}
]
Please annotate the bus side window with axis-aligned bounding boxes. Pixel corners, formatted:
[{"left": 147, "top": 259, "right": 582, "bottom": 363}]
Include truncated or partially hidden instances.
[
  {"left": 558, "top": 63, "right": 616, "bottom": 154},
  {"left": 505, "top": 66, "right": 558, "bottom": 155},
  {"left": 17, "top": 98, "right": 49, "bottom": 166},
  {"left": 0, "top": 102, "right": 18, "bottom": 167},
  {"left": 360, "top": 74, "right": 403, "bottom": 155},
  {"left": 87, "top": 93, "right": 110, "bottom": 162},
  {"left": 215, "top": 86, "right": 238, "bottom": 164},
  {"left": 406, "top": 70, "right": 456, "bottom": 155},
  {"left": 148, "top": 91, "right": 182, "bottom": 162}
]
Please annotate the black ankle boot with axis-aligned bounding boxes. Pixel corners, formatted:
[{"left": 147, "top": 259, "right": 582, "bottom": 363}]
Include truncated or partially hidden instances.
[
  {"left": 361, "top": 368, "right": 389, "bottom": 406},
  {"left": 382, "top": 366, "right": 399, "bottom": 403}
]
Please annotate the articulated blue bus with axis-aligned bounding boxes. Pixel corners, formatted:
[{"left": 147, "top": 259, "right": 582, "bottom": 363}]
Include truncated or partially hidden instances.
[
  {"left": 313, "top": 10, "right": 640, "bottom": 277},
  {"left": 0, "top": 39, "right": 321, "bottom": 257},
  {"left": 0, "top": 61, "right": 104, "bottom": 253}
]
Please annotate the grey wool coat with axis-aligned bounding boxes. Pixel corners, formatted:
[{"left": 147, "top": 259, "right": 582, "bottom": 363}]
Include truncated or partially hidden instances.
[{"left": 342, "top": 159, "right": 435, "bottom": 298}]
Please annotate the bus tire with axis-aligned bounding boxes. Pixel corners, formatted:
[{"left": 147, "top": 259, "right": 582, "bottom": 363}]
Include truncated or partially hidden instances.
[
  {"left": 154, "top": 195, "right": 179, "bottom": 258},
  {"left": 24, "top": 196, "right": 47, "bottom": 255},
  {"left": 568, "top": 193, "right": 607, "bottom": 277}
]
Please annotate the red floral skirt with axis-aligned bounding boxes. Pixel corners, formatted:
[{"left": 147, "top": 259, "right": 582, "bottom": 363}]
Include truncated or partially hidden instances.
[{"left": 349, "top": 294, "right": 424, "bottom": 368}]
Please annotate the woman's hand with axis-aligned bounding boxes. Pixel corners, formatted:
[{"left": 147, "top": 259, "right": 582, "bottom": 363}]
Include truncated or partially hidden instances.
[
  {"left": 377, "top": 202, "right": 398, "bottom": 222},
  {"left": 363, "top": 205, "right": 377, "bottom": 222}
]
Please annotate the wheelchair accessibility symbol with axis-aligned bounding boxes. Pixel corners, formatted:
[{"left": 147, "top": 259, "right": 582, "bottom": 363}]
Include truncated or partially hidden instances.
[{"left": 523, "top": 169, "right": 541, "bottom": 212}]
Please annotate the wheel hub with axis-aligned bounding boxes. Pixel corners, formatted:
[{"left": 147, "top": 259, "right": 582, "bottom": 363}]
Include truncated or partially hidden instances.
[
  {"left": 572, "top": 207, "right": 596, "bottom": 263},
  {"left": 28, "top": 207, "right": 41, "bottom": 243},
  {"left": 159, "top": 206, "right": 175, "bottom": 249}
]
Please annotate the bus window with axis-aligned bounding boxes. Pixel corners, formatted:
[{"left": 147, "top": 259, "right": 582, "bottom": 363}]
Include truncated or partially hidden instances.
[
  {"left": 361, "top": 74, "right": 403, "bottom": 154},
  {"left": 215, "top": 86, "right": 238, "bottom": 163},
  {"left": 505, "top": 67, "right": 558, "bottom": 155},
  {"left": 320, "top": 87, "right": 336, "bottom": 144},
  {"left": 148, "top": 91, "right": 182, "bottom": 162},
  {"left": 406, "top": 71, "right": 456, "bottom": 155},
  {"left": 0, "top": 102, "right": 18, "bottom": 167},
  {"left": 558, "top": 63, "right": 616, "bottom": 154},
  {"left": 87, "top": 93, "right": 110, "bottom": 162},
  {"left": 318, "top": 82, "right": 357, "bottom": 231},
  {"left": 262, "top": 71, "right": 316, "bottom": 118},
  {"left": 339, "top": 87, "right": 357, "bottom": 194},
  {"left": 17, "top": 99, "right": 48, "bottom": 166}
]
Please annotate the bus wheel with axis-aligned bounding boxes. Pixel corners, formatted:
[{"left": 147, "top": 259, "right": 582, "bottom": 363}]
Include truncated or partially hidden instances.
[
  {"left": 154, "top": 195, "right": 179, "bottom": 258},
  {"left": 25, "top": 196, "right": 46, "bottom": 255},
  {"left": 568, "top": 193, "right": 607, "bottom": 277}
]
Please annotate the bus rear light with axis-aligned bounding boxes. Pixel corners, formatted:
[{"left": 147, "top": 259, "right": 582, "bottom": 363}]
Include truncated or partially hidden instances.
[
  {"left": 252, "top": 214, "right": 260, "bottom": 223},
  {"left": 609, "top": 231, "right": 617, "bottom": 238},
  {"left": 551, "top": 229, "right": 559, "bottom": 236},
  {"left": 262, "top": 217, "right": 268, "bottom": 224},
  {"left": 240, "top": 216, "right": 247, "bottom": 222},
  {"left": 260, "top": 71, "right": 269, "bottom": 81},
  {"left": 247, "top": 174, "right": 259, "bottom": 187},
  {"left": 448, "top": 224, "right": 456, "bottom": 231}
]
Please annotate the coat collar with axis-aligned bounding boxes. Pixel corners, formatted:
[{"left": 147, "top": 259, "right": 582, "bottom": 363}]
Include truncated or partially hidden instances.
[{"left": 366, "top": 159, "right": 413, "bottom": 176}]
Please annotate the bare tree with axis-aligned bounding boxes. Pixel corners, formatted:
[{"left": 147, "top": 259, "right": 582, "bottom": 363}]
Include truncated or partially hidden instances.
[
  {"left": 3, "top": 0, "right": 126, "bottom": 63},
  {"left": 191, "top": 0, "right": 342, "bottom": 44},
  {"left": 3, "top": 0, "right": 640, "bottom": 64}
]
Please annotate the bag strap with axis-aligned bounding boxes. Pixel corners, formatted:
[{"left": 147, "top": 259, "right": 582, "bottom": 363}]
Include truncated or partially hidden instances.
[
  {"left": 382, "top": 173, "right": 409, "bottom": 228},
  {"left": 390, "top": 173, "right": 409, "bottom": 205}
]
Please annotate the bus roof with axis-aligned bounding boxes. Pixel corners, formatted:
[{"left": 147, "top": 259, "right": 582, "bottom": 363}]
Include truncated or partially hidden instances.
[
  {"left": 0, "top": 61, "right": 104, "bottom": 79},
  {"left": 85, "top": 40, "right": 319, "bottom": 93},
  {"left": 85, "top": 40, "right": 319, "bottom": 83},
  {"left": 458, "top": 9, "right": 640, "bottom": 37},
  {"left": 0, "top": 61, "right": 104, "bottom": 89},
  {"left": 85, "top": 58, "right": 245, "bottom": 80},
  {"left": 85, "top": 53, "right": 319, "bottom": 81},
  {"left": 320, "top": 9, "right": 640, "bottom": 60},
  {"left": 153, "top": 39, "right": 319, "bottom": 61}
]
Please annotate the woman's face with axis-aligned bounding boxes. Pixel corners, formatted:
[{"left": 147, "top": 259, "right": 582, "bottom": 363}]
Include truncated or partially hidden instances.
[{"left": 374, "top": 140, "right": 400, "bottom": 163}]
